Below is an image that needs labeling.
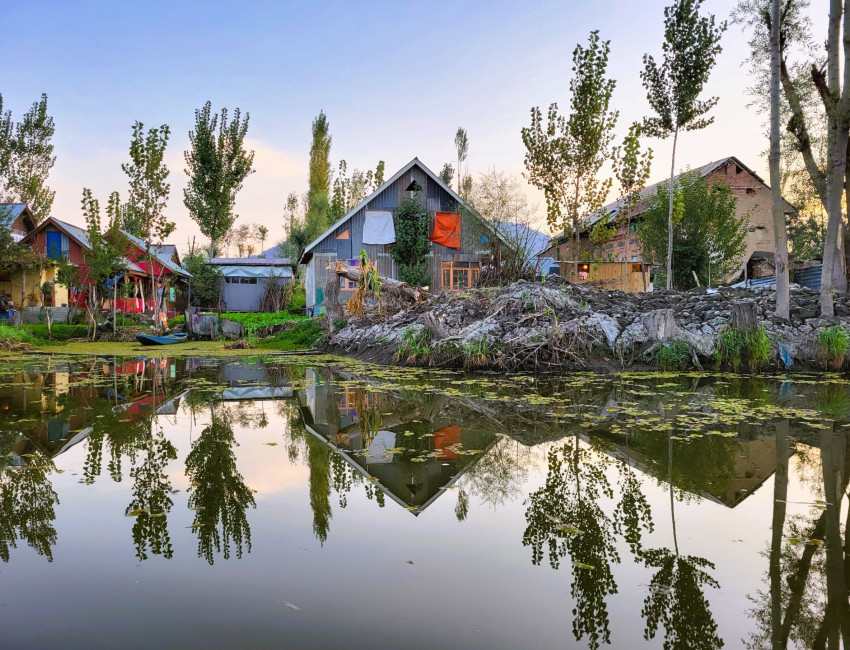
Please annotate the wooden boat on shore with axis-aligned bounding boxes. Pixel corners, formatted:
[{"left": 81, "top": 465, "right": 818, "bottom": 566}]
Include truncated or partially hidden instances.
[{"left": 135, "top": 332, "right": 189, "bottom": 346}]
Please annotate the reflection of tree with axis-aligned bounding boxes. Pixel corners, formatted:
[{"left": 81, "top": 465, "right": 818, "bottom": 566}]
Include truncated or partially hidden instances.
[
  {"left": 305, "top": 433, "right": 332, "bottom": 545},
  {"left": 640, "top": 549, "right": 722, "bottom": 649},
  {"left": 126, "top": 426, "right": 177, "bottom": 561},
  {"left": 83, "top": 399, "right": 148, "bottom": 484},
  {"left": 523, "top": 438, "right": 620, "bottom": 649},
  {"left": 0, "top": 452, "right": 58, "bottom": 562},
  {"left": 613, "top": 459, "right": 653, "bottom": 557},
  {"left": 186, "top": 408, "right": 256, "bottom": 564},
  {"left": 463, "top": 438, "right": 529, "bottom": 510}
]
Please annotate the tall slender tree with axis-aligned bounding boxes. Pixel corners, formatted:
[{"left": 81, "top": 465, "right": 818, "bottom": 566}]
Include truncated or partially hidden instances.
[
  {"left": 454, "top": 127, "right": 469, "bottom": 192},
  {"left": 522, "top": 30, "right": 618, "bottom": 275},
  {"left": 183, "top": 102, "right": 255, "bottom": 257},
  {"left": 122, "top": 122, "right": 175, "bottom": 329},
  {"left": 768, "top": 0, "right": 791, "bottom": 318},
  {"left": 641, "top": 0, "right": 726, "bottom": 289},
  {"left": 306, "top": 111, "right": 332, "bottom": 240},
  {"left": 8, "top": 94, "right": 56, "bottom": 222},
  {"left": 0, "top": 95, "right": 12, "bottom": 200},
  {"left": 439, "top": 162, "right": 455, "bottom": 187}
]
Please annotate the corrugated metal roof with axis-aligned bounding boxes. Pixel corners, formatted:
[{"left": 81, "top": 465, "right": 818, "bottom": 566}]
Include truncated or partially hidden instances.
[
  {"left": 208, "top": 257, "right": 294, "bottom": 266},
  {"left": 51, "top": 218, "right": 92, "bottom": 249},
  {"left": 0, "top": 203, "right": 27, "bottom": 227},
  {"left": 121, "top": 231, "right": 189, "bottom": 277}
]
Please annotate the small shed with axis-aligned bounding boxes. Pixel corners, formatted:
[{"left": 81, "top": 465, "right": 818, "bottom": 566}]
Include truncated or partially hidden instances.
[{"left": 207, "top": 257, "right": 296, "bottom": 312}]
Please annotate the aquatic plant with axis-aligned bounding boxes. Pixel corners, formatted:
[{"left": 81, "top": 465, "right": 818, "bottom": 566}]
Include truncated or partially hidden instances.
[
  {"left": 463, "top": 338, "right": 491, "bottom": 369},
  {"left": 654, "top": 340, "right": 692, "bottom": 371},
  {"left": 817, "top": 324, "right": 850, "bottom": 370},
  {"left": 714, "top": 325, "right": 772, "bottom": 371},
  {"left": 394, "top": 326, "right": 432, "bottom": 365}
]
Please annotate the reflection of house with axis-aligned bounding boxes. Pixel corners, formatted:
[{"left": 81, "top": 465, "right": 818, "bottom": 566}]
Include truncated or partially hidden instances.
[
  {"left": 299, "top": 369, "right": 496, "bottom": 513},
  {"left": 207, "top": 257, "right": 296, "bottom": 312},
  {"left": 300, "top": 158, "right": 509, "bottom": 311}
]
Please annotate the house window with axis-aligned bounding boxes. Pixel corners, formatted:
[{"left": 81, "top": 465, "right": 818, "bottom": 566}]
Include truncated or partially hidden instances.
[
  {"left": 629, "top": 223, "right": 639, "bottom": 233},
  {"left": 336, "top": 229, "right": 350, "bottom": 240},
  {"left": 441, "top": 261, "right": 480, "bottom": 291},
  {"left": 340, "top": 258, "right": 359, "bottom": 290}
]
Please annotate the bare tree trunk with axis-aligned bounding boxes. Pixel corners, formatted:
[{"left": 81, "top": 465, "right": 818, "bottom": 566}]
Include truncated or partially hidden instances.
[
  {"left": 666, "top": 126, "right": 678, "bottom": 290},
  {"left": 770, "top": 0, "right": 790, "bottom": 319},
  {"left": 769, "top": 420, "right": 789, "bottom": 650},
  {"left": 731, "top": 300, "right": 759, "bottom": 332},
  {"left": 148, "top": 246, "right": 160, "bottom": 332},
  {"left": 820, "top": 0, "right": 850, "bottom": 316}
]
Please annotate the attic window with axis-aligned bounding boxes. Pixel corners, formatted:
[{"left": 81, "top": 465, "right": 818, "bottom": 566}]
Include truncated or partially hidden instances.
[
  {"left": 746, "top": 188, "right": 756, "bottom": 195},
  {"left": 405, "top": 180, "right": 422, "bottom": 192},
  {"left": 735, "top": 165, "right": 742, "bottom": 174},
  {"left": 336, "top": 229, "right": 350, "bottom": 240}
]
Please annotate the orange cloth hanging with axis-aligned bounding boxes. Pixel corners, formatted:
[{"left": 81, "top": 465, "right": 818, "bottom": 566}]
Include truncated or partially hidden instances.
[{"left": 431, "top": 212, "right": 461, "bottom": 250}]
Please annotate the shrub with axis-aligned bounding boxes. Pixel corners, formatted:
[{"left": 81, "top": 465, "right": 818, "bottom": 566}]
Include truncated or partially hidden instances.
[
  {"left": 818, "top": 325, "right": 850, "bottom": 370},
  {"left": 655, "top": 340, "right": 692, "bottom": 371},
  {"left": 256, "top": 319, "right": 324, "bottom": 351},
  {"left": 395, "top": 326, "right": 432, "bottom": 365},
  {"left": 463, "top": 338, "right": 491, "bottom": 369},
  {"left": 715, "top": 325, "right": 772, "bottom": 371}
]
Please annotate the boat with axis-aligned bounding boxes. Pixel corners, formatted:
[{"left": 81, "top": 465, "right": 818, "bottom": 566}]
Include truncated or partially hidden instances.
[{"left": 135, "top": 332, "right": 189, "bottom": 346}]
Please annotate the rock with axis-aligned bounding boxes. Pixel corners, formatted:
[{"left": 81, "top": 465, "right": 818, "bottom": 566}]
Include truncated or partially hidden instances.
[{"left": 587, "top": 312, "right": 621, "bottom": 348}]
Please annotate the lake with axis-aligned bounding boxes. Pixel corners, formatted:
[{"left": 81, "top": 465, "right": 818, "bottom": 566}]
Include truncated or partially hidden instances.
[{"left": 0, "top": 354, "right": 844, "bottom": 649}]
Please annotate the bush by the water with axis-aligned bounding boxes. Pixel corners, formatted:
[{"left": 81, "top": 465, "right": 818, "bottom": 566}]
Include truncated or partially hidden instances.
[
  {"left": 714, "top": 325, "right": 771, "bottom": 371},
  {"left": 817, "top": 324, "right": 850, "bottom": 370},
  {"left": 655, "top": 340, "right": 692, "bottom": 371},
  {"left": 256, "top": 319, "right": 323, "bottom": 351}
]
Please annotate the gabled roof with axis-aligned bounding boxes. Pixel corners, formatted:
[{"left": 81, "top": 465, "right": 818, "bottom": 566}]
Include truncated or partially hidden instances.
[
  {"left": 300, "top": 157, "right": 508, "bottom": 264},
  {"left": 122, "top": 231, "right": 189, "bottom": 277},
  {"left": 577, "top": 155, "right": 796, "bottom": 234},
  {"left": 0, "top": 203, "right": 35, "bottom": 231},
  {"left": 21, "top": 216, "right": 92, "bottom": 250},
  {"left": 208, "top": 257, "right": 295, "bottom": 266}
]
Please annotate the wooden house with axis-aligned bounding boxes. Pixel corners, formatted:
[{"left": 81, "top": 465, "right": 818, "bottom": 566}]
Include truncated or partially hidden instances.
[
  {"left": 0, "top": 204, "right": 38, "bottom": 306},
  {"left": 542, "top": 156, "right": 798, "bottom": 288},
  {"left": 20, "top": 217, "right": 189, "bottom": 316},
  {"left": 300, "top": 158, "right": 507, "bottom": 310}
]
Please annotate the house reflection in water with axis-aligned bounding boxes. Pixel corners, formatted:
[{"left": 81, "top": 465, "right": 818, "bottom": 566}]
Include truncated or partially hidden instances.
[
  {"left": 0, "top": 357, "right": 186, "bottom": 462},
  {"left": 297, "top": 369, "right": 496, "bottom": 513}
]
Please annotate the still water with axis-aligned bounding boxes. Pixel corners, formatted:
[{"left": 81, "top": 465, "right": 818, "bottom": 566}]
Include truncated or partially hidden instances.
[{"left": 0, "top": 354, "right": 845, "bottom": 649}]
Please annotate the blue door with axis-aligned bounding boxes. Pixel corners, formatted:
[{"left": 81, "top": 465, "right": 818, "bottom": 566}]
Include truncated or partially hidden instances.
[{"left": 46, "top": 231, "right": 62, "bottom": 259}]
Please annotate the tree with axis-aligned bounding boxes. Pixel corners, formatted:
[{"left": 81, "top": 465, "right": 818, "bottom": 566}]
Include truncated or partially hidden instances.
[
  {"left": 768, "top": 0, "right": 791, "bottom": 318},
  {"left": 454, "top": 127, "right": 469, "bottom": 192},
  {"left": 787, "top": 211, "right": 823, "bottom": 261},
  {"left": 612, "top": 123, "right": 653, "bottom": 288},
  {"left": 257, "top": 225, "right": 268, "bottom": 255},
  {"left": 329, "top": 159, "right": 383, "bottom": 221},
  {"left": 306, "top": 111, "right": 332, "bottom": 240},
  {"left": 183, "top": 101, "right": 256, "bottom": 257},
  {"left": 639, "top": 171, "right": 747, "bottom": 289},
  {"left": 121, "top": 122, "right": 175, "bottom": 329},
  {"left": 641, "top": 0, "right": 726, "bottom": 289},
  {"left": 390, "top": 197, "right": 431, "bottom": 286},
  {"left": 522, "top": 30, "right": 618, "bottom": 275},
  {"left": 7, "top": 94, "right": 56, "bottom": 223},
  {"left": 465, "top": 168, "right": 543, "bottom": 281},
  {"left": 0, "top": 96, "right": 14, "bottom": 200},
  {"left": 182, "top": 251, "right": 222, "bottom": 308},
  {"left": 439, "top": 162, "right": 455, "bottom": 187}
]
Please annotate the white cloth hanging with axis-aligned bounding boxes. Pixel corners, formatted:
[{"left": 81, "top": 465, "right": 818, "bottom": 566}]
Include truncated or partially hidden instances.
[{"left": 362, "top": 211, "right": 395, "bottom": 245}]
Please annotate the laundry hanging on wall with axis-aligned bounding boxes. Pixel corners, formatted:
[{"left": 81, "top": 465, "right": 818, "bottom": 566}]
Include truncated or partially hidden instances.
[
  {"left": 362, "top": 211, "right": 395, "bottom": 245},
  {"left": 431, "top": 212, "right": 461, "bottom": 250}
]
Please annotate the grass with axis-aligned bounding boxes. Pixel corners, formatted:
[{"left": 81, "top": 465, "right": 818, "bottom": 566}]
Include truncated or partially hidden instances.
[
  {"left": 170, "top": 310, "right": 309, "bottom": 335},
  {"left": 655, "top": 340, "right": 692, "bottom": 371},
  {"left": 255, "top": 319, "right": 324, "bottom": 351},
  {"left": 817, "top": 324, "right": 850, "bottom": 370},
  {"left": 463, "top": 338, "right": 492, "bottom": 369},
  {"left": 395, "top": 326, "right": 433, "bottom": 365},
  {"left": 715, "top": 325, "right": 772, "bottom": 371}
]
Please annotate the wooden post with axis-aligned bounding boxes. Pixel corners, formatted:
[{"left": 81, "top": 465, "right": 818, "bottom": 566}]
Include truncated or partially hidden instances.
[{"left": 731, "top": 300, "right": 758, "bottom": 332}]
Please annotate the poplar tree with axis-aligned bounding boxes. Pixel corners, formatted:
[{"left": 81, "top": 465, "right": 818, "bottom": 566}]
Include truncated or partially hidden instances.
[
  {"left": 122, "top": 122, "right": 175, "bottom": 329},
  {"left": 0, "top": 96, "right": 12, "bottom": 200},
  {"left": 8, "top": 94, "right": 56, "bottom": 222},
  {"left": 184, "top": 101, "right": 256, "bottom": 257},
  {"left": 454, "top": 127, "right": 468, "bottom": 192},
  {"left": 641, "top": 0, "right": 726, "bottom": 289},
  {"left": 439, "top": 163, "right": 455, "bottom": 187},
  {"left": 522, "top": 30, "right": 618, "bottom": 275},
  {"left": 306, "top": 111, "right": 332, "bottom": 237}
]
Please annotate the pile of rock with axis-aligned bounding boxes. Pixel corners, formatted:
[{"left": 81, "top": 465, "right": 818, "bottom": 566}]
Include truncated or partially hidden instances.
[{"left": 324, "top": 277, "right": 850, "bottom": 371}]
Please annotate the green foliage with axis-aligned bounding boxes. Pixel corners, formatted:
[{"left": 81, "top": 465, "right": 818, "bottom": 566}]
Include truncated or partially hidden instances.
[
  {"left": 641, "top": 0, "right": 726, "bottom": 138},
  {"left": 328, "top": 159, "right": 384, "bottom": 222},
  {"left": 183, "top": 101, "right": 256, "bottom": 255},
  {"left": 463, "top": 338, "right": 492, "bottom": 369},
  {"left": 655, "top": 340, "right": 692, "bottom": 370},
  {"left": 218, "top": 310, "right": 309, "bottom": 335},
  {"left": 256, "top": 318, "right": 324, "bottom": 350},
  {"left": 638, "top": 172, "right": 746, "bottom": 288},
  {"left": 439, "top": 162, "right": 454, "bottom": 187},
  {"left": 715, "top": 325, "right": 771, "bottom": 370},
  {"left": 395, "top": 326, "right": 433, "bottom": 365},
  {"left": 183, "top": 252, "right": 222, "bottom": 307},
  {"left": 390, "top": 198, "right": 430, "bottom": 286},
  {"left": 0, "top": 221, "right": 40, "bottom": 273},
  {"left": 522, "top": 31, "right": 617, "bottom": 260},
  {"left": 786, "top": 213, "right": 823, "bottom": 262},
  {"left": 817, "top": 324, "right": 850, "bottom": 370},
  {"left": 0, "top": 323, "right": 87, "bottom": 346},
  {"left": 6, "top": 94, "right": 56, "bottom": 223},
  {"left": 121, "top": 122, "right": 173, "bottom": 243}
]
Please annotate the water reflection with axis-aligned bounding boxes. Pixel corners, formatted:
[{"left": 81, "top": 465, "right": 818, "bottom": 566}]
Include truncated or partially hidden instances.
[{"left": 2, "top": 358, "right": 850, "bottom": 647}]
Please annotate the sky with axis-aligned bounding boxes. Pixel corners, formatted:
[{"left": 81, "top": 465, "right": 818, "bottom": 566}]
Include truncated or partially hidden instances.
[{"left": 0, "top": 0, "right": 823, "bottom": 254}]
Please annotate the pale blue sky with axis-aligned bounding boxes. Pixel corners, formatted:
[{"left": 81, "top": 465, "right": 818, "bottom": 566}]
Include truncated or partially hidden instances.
[{"left": 1, "top": 0, "right": 815, "bottom": 249}]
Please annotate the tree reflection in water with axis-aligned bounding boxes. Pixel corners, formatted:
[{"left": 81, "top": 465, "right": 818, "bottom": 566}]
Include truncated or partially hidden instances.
[
  {"left": 186, "top": 407, "right": 256, "bottom": 564},
  {"left": 0, "top": 450, "right": 59, "bottom": 562},
  {"left": 524, "top": 433, "right": 723, "bottom": 649},
  {"left": 125, "top": 422, "right": 178, "bottom": 561}
]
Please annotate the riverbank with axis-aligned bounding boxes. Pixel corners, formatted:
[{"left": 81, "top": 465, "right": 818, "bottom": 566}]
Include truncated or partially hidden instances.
[{"left": 323, "top": 277, "right": 850, "bottom": 372}]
